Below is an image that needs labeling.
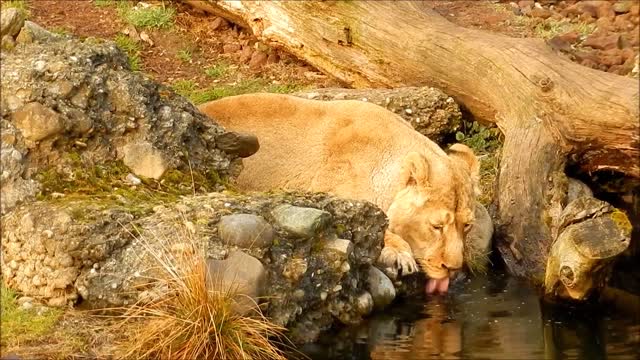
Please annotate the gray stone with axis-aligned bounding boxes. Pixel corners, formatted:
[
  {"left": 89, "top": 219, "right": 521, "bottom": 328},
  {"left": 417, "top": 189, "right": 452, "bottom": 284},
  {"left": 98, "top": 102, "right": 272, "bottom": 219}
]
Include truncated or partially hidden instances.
[
  {"left": 464, "top": 202, "right": 494, "bottom": 273},
  {"left": 206, "top": 250, "right": 266, "bottom": 315},
  {"left": 12, "top": 102, "right": 64, "bottom": 143},
  {"left": 217, "top": 213, "right": 275, "bottom": 248},
  {"left": 355, "top": 291, "right": 373, "bottom": 316},
  {"left": 272, "top": 204, "right": 331, "bottom": 238},
  {"left": 1, "top": 8, "right": 25, "bottom": 38},
  {"left": 367, "top": 265, "right": 396, "bottom": 310},
  {"left": 15, "top": 21, "right": 59, "bottom": 44}
]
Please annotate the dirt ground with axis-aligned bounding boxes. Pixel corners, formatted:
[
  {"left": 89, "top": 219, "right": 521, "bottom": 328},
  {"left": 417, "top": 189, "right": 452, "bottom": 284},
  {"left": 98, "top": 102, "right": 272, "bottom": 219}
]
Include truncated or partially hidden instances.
[{"left": 1, "top": 0, "right": 638, "bottom": 358}]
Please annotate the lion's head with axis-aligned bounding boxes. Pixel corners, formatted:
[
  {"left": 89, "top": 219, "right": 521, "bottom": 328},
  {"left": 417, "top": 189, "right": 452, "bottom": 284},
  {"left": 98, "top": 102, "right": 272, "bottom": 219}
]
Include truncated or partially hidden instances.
[{"left": 386, "top": 144, "right": 479, "bottom": 290}]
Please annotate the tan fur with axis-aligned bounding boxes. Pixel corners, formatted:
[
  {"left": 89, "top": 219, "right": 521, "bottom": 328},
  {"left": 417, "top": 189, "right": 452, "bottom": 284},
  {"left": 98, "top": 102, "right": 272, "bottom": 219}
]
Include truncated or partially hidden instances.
[{"left": 199, "top": 93, "right": 479, "bottom": 280}]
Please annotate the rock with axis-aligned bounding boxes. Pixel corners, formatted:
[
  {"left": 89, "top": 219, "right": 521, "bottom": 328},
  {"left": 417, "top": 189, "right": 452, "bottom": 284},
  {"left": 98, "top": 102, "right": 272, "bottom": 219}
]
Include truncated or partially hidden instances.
[
  {"left": 630, "top": 54, "right": 639, "bottom": 78},
  {"left": 355, "top": 291, "right": 374, "bottom": 316},
  {"left": 568, "top": 1, "right": 613, "bottom": 19},
  {"left": 214, "top": 131, "right": 259, "bottom": 158},
  {"left": 272, "top": 204, "right": 332, "bottom": 238},
  {"left": 548, "top": 33, "right": 577, "bottom": 52},
  {"left": 530, "top": 7, "right": 553, "bottom": 19},
  {"left": 294, "top": 87, "right": 462, "bottom": 145},
  {"left": 249, "top": 50, "right": 269, "bottom": 69},
  {"left": 206, "top": 250, "right": 266, "bottom": 315},
  {"left": 518, "top": 0, "right": 534, "bottom": 9},
  {"left": 15, "top": 21, "right": 59, "bottom": 44},
  {"left": 120, "top": 142, "right": 168, "bottom": 179},
  {"left": 125, "top": 173, "right": 141, "bottom": 185},
  {"left": 217, "top": 213, "right": 275, "bottom": 248},
  {"left": 17, "top": 296, "right": 34, "bottom": 305},
  {"left": 239, "top": 45, "right": 254, "bottom": 63},
  {"left": 2, "top": 191, "right": 387, "bottom": 345},
  {"left": 12, "top": 102, "right": 64, "bottom": 143},
  {"left": 210, "top": 16, "right": 229, "bottom": 31},
  {"left": 366, "top": 266, "right": 396, "bottom": 310},
  {"left": 322, "top": 238, "right": 354, "bottom": 259},
  {"left": 1, "top": 8, "right": 25, "bottom": 38},
  {"left": 464, "top": 202, "right": 494, "bottom": 272},
  {"left": 1, "top": 27, "right": 243, "bottom": 213},
  {"left": 267, "top": 53, "right": 280, "bottom": 64},
  {"left": 613, "top": 1, "right": 633, "bottom": 14},
  {"left": 222, "top": 43, "right": 241, "bottom": 54},
  {"left": 583, "top": 33, "right": 622, "bottom": 50},
  {"left": 596, "top": 16, "right": 613, "bottom": 31},
  {"left": 598, "top": 49, "right": 624, "bottom": 66},
  {"left": 631, "top": 4, "right": 640, "bottom": 16},
  {"left": 1, "top": 34, "right": 15, "bottom": 50}
]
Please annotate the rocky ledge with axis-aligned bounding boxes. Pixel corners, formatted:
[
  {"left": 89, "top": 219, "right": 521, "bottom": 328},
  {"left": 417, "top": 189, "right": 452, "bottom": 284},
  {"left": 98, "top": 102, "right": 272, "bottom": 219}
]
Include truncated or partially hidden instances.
[{"left": 2, "top": 191, "right": 390, "bottom": 344}]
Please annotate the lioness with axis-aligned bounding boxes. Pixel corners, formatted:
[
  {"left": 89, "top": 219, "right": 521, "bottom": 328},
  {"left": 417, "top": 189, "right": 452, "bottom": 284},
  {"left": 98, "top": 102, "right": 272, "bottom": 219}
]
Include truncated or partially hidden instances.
[{"left": 199, "top": 93, "right": 479, "bottom": 294}]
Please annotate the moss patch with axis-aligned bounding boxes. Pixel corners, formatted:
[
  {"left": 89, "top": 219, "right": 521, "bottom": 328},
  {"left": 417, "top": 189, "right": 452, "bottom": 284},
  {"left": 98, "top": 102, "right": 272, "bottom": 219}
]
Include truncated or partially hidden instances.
[
  {"left": 171, "top": 77, "right": 305, "bottom": 105},
  {"left": 34, "top": 155, "right": 226, "bottom": 221},
  {"left": 1, "top": 286, "right": 62, "bottom": 349}
]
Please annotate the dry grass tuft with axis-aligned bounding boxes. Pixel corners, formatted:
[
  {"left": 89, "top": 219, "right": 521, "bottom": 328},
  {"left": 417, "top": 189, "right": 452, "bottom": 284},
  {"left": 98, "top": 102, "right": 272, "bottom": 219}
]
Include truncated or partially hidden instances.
[{"left": 98, "top": 221, "right": 290, "bottom": 360}]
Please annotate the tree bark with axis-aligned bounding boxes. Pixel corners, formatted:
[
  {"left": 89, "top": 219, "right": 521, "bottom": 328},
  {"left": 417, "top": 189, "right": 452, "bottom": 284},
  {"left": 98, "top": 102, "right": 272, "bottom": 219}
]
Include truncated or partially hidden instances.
[{"left": 183, "top": 1, "right": 639, "bottom": 281}]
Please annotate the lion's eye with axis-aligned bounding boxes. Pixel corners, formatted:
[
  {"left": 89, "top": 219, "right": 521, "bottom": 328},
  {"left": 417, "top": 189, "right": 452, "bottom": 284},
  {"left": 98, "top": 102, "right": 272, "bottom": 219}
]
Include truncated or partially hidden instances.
[
  {"left": 432, "top": 224, "right": 443, "bottom": 231},
  {"left": 464, "top": 223, "right": 473, "bottom": 231}
]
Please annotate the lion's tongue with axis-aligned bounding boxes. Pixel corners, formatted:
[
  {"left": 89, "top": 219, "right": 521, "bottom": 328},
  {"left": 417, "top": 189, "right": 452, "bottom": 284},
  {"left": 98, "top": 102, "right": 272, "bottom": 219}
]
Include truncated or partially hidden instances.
[{"left": 426, "top": 277, "right": 450, "bottom": 295}]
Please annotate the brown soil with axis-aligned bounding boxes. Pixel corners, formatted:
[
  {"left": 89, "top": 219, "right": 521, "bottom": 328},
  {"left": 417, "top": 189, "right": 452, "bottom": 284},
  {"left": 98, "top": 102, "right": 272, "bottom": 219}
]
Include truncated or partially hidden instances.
[{"left": 24, "top": 0, "right": 341, "bottom": 95}]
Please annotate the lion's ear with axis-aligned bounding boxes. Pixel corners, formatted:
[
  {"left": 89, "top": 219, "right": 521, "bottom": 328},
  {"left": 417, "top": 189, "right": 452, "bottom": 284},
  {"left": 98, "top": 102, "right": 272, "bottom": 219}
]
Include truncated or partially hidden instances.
[
  {"left": 448, "top": 143, "right": 480, "bottom": 194},
  {"left": 400, "top": 152, "right": 430, "bottom": 187}
]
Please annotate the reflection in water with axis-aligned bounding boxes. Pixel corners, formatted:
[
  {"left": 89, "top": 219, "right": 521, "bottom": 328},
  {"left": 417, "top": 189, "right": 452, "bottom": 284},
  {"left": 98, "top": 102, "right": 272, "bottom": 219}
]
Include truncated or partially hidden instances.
[{"left": 301, "top": 272, "right": 640, "bottom": 360}]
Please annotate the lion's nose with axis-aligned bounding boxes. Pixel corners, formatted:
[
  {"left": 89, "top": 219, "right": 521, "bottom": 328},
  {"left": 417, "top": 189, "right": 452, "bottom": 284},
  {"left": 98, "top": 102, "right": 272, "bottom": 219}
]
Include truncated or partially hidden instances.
[{"left": 441, "top": 261, "right": 462, "bottom": 271}]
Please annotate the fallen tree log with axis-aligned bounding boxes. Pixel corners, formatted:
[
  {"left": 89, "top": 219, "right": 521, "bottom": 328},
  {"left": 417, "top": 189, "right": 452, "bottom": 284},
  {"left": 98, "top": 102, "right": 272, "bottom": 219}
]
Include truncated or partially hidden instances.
[{"left": 183, "top": 1, "right": 639, "bottom": 283}]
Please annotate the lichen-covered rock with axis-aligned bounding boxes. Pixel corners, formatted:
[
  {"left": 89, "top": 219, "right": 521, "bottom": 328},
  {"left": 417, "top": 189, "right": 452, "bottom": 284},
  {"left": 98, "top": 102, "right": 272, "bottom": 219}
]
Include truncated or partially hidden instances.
[
  {"left": 0, "top": 8, "right": 25, "bottom": 38},
  {"left": 15, "top": 20, "right": 60, "bottom": 44},
  {"left": 295, "top": 87, "right": 462, "bottom": 144},
  {"left": 1, "top": 191, "right": 387, "bottom": 344},
  {"left": 0, "top": 26, "right": 242, "bottom": 214}
]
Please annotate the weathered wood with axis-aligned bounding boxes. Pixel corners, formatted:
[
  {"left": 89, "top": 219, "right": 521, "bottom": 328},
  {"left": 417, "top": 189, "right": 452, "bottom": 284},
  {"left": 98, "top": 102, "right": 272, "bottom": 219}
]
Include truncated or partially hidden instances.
[{"left": 184, "top": 0, "right": 639, "bottom": 283}]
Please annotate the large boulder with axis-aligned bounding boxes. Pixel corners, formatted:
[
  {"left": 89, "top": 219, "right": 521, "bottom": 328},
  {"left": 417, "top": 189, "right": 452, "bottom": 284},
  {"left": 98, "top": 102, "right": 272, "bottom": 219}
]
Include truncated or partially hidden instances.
[
  {"left": 1, "top": 191, "right": 387, "bottom": 344},
  {"left": 294, "top": 86, "right": 463, "bottom": 144},
  {"left": 0, "top": 18, "right": 244, "bottom": 214}
]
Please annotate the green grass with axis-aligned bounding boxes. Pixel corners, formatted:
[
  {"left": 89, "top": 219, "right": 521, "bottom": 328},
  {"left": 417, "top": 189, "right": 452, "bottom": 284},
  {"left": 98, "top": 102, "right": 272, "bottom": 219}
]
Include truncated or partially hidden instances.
[
  {"left": 205, "top": 61, "right": 232, "bottom": 78},
  {"left": 1, "top": 285, "right": 63, "bottom": 349},
  {"left": 49, "top": 26, "right": 70, "bottom": 36},
  {"left": 176, "top": 49, "right": 192, "bottom": 63},
  {"left": 2, "top": 0, "right": 29, "bottom": 12},
  {"left": 114, "top": 33, "right": 142, "bottom": 71},
  {"left": 454, "top": 120, "right": 503, "bottom": 205},
  {"left": 172, "top": 78, "right": 304, "bottom": 105},
  {"left": 118, "top": 1, "right": 176, "bottom": 29},
  {"left": 533, "top": 19, "right": 595, "bottom": 39},
  {"left": 93, "top": 0, "right": 113, "bottom": 7}
]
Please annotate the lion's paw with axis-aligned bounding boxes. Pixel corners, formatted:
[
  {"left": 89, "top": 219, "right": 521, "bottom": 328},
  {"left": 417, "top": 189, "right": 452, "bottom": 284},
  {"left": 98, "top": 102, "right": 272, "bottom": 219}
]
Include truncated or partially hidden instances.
[{"left": 378, "top": 246, "right": 418, "bottom": 276}]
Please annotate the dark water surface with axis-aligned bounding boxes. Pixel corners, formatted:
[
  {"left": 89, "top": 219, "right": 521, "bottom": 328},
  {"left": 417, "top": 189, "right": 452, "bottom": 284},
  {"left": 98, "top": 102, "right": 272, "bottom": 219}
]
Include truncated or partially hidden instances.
[{"left": 301, "top": 272, "right": 640, "bottom": 360}]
